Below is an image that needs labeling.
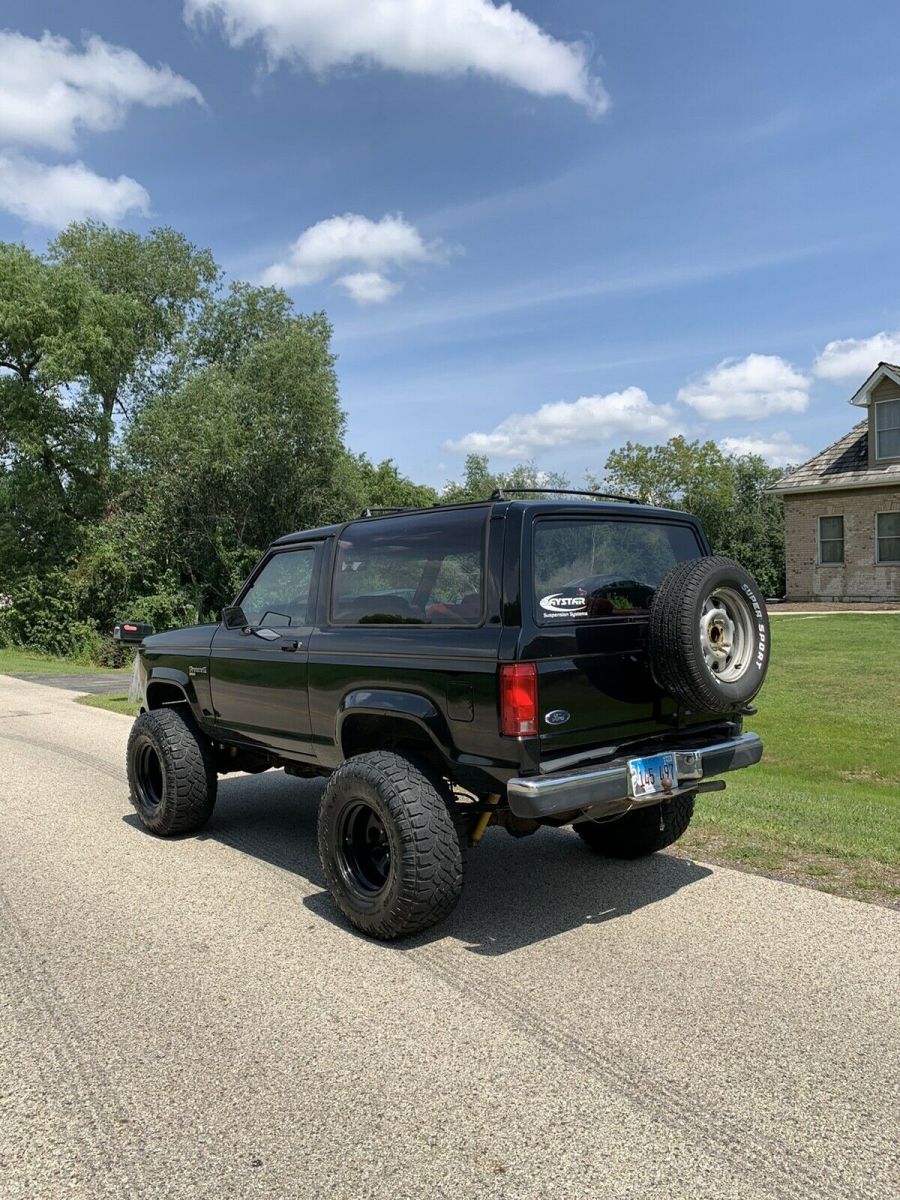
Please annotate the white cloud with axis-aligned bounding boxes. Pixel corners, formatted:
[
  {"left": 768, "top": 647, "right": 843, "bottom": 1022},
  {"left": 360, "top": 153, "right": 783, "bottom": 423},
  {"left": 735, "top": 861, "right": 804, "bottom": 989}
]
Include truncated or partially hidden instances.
[
  {"left": 720, "top": 432, "right": 810, "bottom": 467},
  {"left": 336, "top": 271, "right": 401, "bottom": 304},
  {"left": 261, "top": 212, "right": 445, "bottom": 301},
  {"left": 445, "top": 387, "right": 677, "bottom": 457},
  {"left": 0, "top": 31, "right": 202, "bottom": 153},
  {"left": 0, "top": 155, "right": 150, "bottom": 228},
  {"left": 678, "top": 354, "right": 811, "bottom": 420},
  {"left": 813, "top": 331, "right": 900, "bottom": 381},
  {"left": 185, "top": 0, "right": 608, "bottom": 115}
]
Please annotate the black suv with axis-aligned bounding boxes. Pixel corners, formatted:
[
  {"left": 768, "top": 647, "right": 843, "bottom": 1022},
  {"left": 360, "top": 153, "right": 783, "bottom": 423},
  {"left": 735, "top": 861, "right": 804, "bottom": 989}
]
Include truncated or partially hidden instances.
[{"left": 125, "top": 496, "right": 769, "bottom": 939}]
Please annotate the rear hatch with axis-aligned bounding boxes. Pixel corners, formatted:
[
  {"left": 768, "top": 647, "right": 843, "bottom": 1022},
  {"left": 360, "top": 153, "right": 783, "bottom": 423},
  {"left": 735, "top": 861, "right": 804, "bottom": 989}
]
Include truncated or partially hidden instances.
[{"left": 521, "top": 508, "right": 724, "bottom": 766}]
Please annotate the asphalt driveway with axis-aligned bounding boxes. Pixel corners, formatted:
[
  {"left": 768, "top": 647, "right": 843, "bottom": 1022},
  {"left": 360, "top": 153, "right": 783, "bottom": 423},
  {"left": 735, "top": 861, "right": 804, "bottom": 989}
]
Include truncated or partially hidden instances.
[
  {"left": 7, "top": 671, "right": 128, "bottom": 694},
  {"left": 1, "top": 673, "right": 897, "bottom": 1199}
]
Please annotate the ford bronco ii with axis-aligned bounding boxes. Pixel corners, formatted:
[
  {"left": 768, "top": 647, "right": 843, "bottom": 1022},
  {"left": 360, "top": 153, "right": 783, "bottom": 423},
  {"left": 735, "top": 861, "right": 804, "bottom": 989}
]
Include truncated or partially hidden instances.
[{"left": 125, "top": 495, "right": 768, "bottom": 939}]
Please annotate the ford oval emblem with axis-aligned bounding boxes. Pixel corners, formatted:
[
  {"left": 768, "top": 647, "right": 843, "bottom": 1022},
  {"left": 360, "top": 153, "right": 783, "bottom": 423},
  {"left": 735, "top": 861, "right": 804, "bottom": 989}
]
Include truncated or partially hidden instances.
[{"left": 545, "top": 709, "right": 570, "bottom": 726}]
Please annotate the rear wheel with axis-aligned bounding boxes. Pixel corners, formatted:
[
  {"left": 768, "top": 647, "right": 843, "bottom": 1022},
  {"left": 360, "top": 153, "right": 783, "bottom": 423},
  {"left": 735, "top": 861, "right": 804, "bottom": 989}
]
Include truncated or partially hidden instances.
[
  {"left": 317, "top": 751, "right": 464, "bottom": 940},
  {"left": 127, "top": 708, "right": 217, "bottom": 835},
  {"left": 575, "top": 793, "right": 695, "bottom": 858}
]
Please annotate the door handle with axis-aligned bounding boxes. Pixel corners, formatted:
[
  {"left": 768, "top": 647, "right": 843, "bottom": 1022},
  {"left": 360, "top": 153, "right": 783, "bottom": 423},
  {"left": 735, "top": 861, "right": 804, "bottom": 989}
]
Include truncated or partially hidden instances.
[{"left": 280, "top": 640, "right": 301, "bottom": 652}]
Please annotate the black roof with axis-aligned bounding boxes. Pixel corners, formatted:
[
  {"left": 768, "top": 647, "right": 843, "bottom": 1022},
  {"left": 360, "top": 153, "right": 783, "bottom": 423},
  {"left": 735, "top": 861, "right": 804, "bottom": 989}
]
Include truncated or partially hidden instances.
[{"left": 270, "top": 497, "right": 693, "bottom": 547}]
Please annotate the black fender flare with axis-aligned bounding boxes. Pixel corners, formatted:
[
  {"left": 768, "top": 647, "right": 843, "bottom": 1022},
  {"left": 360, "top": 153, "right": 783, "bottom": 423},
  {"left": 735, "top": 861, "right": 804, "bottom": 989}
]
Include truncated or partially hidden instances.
[
  {"left": 144, "top": 666, "right": 206, "bottom": 727},
  {"left": 336, "top": 688, "right": 453, "bottom": 761}
]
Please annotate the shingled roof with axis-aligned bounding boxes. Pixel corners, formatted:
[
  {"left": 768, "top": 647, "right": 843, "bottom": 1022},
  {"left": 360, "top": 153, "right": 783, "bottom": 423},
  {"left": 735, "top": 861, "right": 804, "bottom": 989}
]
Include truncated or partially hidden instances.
[{"left": 768, "top": 419, "right": 900, "bottom": 495}]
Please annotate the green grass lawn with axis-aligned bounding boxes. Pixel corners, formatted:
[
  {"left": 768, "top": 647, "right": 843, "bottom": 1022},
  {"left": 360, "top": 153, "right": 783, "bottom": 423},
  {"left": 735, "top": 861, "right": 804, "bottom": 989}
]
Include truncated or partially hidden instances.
[
  {"left": 0, "top": 647, "right": 130, "bottom": 676},
  {"left": 75, "top": 693, "right": 140, "bottom": 717},
  {"left": 677, "top": 614, "right": 900, "bottom": 904}
]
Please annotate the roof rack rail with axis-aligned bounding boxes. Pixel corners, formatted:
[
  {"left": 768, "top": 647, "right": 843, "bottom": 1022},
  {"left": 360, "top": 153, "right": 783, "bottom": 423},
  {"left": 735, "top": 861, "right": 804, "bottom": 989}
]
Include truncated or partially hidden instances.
[
  {"left": 488, "top": 487, "right": 640, "bottom": 504},
  {"left": 358, "top": 506, "right": 421, "bottom": 518}
]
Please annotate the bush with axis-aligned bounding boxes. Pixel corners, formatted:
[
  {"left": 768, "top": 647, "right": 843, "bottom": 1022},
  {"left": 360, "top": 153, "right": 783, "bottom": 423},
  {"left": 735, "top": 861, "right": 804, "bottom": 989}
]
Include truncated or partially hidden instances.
[{"left": 0, "top": 571, "right": 104, "bottom": 660}]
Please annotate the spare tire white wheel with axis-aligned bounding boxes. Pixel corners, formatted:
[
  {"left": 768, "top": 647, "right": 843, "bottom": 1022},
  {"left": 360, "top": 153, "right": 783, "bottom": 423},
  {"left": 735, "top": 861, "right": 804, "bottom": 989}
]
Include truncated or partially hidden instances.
[{"left": 648, "top": 555, "right": 770, "bottom": 714}]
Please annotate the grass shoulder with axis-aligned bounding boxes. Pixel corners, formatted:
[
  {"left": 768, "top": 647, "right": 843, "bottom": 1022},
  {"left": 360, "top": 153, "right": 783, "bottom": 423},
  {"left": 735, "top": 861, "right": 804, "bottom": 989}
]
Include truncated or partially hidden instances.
[
  {"left": 75, "top": 693, "right": 139, "bottom": 717},
  {"left": 0, "top": 647, "right": 130, "bottom": 676},
  {"left": 676, "top": 613, "right": 900, "bottom": 907}
]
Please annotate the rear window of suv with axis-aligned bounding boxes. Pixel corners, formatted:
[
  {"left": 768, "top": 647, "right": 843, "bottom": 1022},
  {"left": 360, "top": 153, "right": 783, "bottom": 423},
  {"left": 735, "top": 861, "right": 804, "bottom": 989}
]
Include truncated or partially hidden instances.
[
  {"left": 533, "top": 516, "right": 702, "bottom": 623},
  {"left": 331, "top": 508, "right": 487, "bottom": 626}
]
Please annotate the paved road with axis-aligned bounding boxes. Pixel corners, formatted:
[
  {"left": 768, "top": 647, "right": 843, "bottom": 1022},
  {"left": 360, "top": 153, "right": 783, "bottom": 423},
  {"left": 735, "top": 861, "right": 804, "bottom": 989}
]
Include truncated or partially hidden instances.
[
  {"left": 1, "top": 673, "right": 898, "bottom": 1200},
  {"left": 9, "top": 671, "right": 129, "bottom": 695}
]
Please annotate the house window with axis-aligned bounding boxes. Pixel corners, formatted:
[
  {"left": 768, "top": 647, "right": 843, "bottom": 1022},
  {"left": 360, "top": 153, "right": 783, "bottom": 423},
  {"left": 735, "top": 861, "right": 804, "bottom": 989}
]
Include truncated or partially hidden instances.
[
  {"left": 876, "top": 512, "right": 900, "bottom": 564},
  {"left": 817, "top": 515, "right": 844, "bottom": 564},
  {"left": 875, "top": 398, "right": 900, "bottom": 460}
]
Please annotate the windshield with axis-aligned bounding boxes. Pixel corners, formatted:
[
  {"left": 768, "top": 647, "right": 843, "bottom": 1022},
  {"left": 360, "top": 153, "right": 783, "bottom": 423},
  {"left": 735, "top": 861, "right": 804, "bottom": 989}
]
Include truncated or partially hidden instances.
[{"left": 533, "top": 517, "right": 702, "bottom": 622}]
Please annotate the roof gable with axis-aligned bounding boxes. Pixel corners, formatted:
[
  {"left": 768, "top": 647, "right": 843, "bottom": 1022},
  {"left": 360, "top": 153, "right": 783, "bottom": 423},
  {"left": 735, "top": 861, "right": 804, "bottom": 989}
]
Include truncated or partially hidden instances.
[{"left": 848, "top": 361, "right": 900, "bottom": 407}]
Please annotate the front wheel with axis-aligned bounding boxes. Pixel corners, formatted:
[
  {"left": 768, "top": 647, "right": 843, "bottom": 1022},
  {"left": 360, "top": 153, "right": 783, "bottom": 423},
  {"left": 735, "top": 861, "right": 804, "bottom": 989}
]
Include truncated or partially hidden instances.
[
  {"left": 575, "top": 793, "right": 695, "bottom": 858},
  {"left": 317, "top": 751, "right": 464, "bottom": 940},
  {"left": 127, "top": 708, "right": 217, "bottom": 836}
]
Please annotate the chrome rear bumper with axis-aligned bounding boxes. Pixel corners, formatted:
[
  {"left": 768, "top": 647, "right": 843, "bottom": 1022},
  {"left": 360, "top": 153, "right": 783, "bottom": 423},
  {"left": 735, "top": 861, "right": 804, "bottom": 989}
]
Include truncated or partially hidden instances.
[{"left": 506, "top": 732, "right": 763, "bottom": 821}]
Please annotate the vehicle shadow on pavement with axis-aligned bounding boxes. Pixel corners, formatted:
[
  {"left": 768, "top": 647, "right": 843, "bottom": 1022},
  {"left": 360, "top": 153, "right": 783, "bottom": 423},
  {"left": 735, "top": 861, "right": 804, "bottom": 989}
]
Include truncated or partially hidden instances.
[{"left": 124, "top": 770, "right": 713, "bottom": 955}]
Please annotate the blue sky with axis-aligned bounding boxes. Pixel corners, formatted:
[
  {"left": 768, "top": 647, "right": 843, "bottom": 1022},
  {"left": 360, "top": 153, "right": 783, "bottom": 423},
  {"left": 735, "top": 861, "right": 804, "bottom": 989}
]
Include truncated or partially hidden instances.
[{"left": 2, "top": 1, "right": 900, "bottom": 487}]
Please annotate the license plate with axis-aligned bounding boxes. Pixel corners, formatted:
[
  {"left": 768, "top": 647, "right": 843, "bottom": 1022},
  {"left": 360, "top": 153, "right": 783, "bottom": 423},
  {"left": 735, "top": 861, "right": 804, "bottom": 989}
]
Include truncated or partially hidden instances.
[{"left": 628, "top": 752, "right": 678, "bottom": 798}]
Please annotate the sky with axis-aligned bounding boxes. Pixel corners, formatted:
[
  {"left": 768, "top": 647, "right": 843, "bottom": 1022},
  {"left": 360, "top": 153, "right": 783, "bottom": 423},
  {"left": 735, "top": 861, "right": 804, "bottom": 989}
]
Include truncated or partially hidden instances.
[{"left": 2, "top": 1, "right": 900, "bottom": 488}]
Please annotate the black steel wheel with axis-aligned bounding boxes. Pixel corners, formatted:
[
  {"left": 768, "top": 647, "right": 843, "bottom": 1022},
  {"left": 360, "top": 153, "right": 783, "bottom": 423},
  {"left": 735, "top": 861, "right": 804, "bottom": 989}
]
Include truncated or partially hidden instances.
[
  {"left": 127, "top": 708, "right": 216, "bottom": 836},
  {"left": 317, "top": 751, "right": 464, "bottom": 940},
  {"left": 133, "top": 739, "right": 165, "bottom": 815},
  {"left": 337, "top": 800, "right": 393, "bottom": 898}
]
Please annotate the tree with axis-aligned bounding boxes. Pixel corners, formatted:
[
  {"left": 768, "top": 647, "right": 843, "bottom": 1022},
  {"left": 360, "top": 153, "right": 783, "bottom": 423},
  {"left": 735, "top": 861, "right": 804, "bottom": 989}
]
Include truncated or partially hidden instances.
[
  {"left": 597, "top": 436, "right": 787, "bottom": 595},
  {"left": 442, "top": 454, "right": 570, "bottom": 503},
  {"left": 345, "top": 454, "right": 438, "bottom": 512},
  {"left": 0, "top": 243, "right": 107, "bottom": 576},
  {"left": 48, "top": 221, "right": 218, "bottom": 464},
  {"left": 0, "top": 222, "right": 443, "bottom": 652},
  {"left": 188, "top": 280, "right": 296, "bottom": 372},
  {"left": 76, "top": 312, "right": 351, "bottom": 627}
]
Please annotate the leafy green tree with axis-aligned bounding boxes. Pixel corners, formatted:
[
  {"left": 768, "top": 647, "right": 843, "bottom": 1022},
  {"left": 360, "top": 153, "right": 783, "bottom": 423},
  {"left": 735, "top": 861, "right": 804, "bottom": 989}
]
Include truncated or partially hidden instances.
[
  {"left": 48, "top": 221, "right": 218, "bottom": 462},
  {"left": 597, "top": 436, "right": 787, "bottom": 595},
  {"left": 347, "top": 454, "right": 438, "bottom": 512},
  {"left": 0, "top": 242, "right": 107, "bottom": 577},
  {"left": 0, "top": 224, "right": 443, "bottom": 651},
  {"left": 78, "top": 314, "right": 350, "bottom": 627},
  {"left": 188, "top": 280, "right": 295, "bottom": 372},
  {"left": 442, "top": 454, "right": 570, "bottom": 502}
]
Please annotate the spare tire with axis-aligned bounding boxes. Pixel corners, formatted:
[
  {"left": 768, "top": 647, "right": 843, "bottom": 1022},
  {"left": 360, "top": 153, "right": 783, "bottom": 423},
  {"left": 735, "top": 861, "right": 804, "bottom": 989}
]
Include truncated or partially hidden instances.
[{"left": 648, "top": 556, "right": 770, "bottom": 714}]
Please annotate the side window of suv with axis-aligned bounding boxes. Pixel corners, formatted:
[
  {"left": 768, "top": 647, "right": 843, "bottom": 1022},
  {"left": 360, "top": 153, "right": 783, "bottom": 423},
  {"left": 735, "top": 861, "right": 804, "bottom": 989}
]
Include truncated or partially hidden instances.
[
  {"left": 241, "top": 549, "right": 316, "bottom": 628},
  {"left": 331, "top": 509, "right": 486, "bottom": 626}
]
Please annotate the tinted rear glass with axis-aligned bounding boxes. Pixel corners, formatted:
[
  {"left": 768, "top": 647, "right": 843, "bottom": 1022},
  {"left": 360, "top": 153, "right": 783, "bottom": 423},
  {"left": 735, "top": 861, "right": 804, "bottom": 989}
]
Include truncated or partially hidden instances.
[
  {"left": 332, "top": 509, "right": 487, "bottom": 626},
  {"left": 533, "top": 517, "right": 702, "bottom": 622}
]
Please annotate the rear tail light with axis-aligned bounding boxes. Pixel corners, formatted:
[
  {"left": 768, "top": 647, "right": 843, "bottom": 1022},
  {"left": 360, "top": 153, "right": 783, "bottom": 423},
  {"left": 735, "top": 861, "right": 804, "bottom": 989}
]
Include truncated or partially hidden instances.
[{"left": 499, "top": 663, "right": 538, "bottom": 736}]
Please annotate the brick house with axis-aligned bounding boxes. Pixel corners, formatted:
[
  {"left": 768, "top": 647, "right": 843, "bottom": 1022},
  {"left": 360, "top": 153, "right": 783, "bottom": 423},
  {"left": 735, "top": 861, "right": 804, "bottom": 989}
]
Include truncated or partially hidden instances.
[{"left": 768, "top": 362, "right": 900, "bottom": 601}]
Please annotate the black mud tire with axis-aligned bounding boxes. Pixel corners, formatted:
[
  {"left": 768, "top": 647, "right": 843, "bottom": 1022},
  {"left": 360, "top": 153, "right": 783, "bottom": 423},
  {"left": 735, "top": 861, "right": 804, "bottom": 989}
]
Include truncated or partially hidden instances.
[
  {"left": 649, "top": 555, "right": 770, "bottom": 714},
  {"left": 127, "top": 708, "right": 217, "bottom": 836},
  {"left": 575, "top": 794, "right": 695, "bottom": 859},
  {"left": 317, "top": 751, "right": 465, "bottom": 940}
]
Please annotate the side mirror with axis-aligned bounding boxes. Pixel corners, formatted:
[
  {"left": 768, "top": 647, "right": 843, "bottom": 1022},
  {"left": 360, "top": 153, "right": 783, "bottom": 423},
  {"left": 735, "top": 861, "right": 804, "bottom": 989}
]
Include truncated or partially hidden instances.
[
  {"left": 113, "top": 620, "right": 154, "bottom": 644},
  {"left": 221, "top": 604, "right": 248, "bottom": 630}
]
